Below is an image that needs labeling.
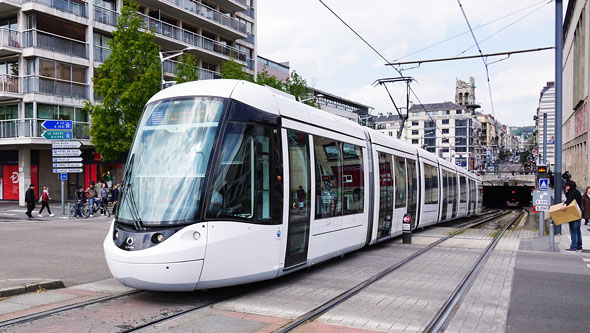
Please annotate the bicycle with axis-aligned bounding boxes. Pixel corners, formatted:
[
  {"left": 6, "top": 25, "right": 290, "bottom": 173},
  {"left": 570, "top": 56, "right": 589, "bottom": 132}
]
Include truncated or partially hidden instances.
[{"left": 70, "top": 200, "right": 110, "bottom": 218}]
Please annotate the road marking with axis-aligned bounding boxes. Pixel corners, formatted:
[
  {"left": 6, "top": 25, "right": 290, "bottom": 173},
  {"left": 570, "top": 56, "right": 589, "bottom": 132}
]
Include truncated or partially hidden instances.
[
  {"left": 583, "top": 258, "right": 590, "bottom": 262},
  {"left": 9, "top": 209, "right": 26, "bottom": 213},
  {"left": 0, "top": 213, "right": 16, "bottom": 216},
  {"left": 587, "top": 264, "right": 590, "bottom": 269}
]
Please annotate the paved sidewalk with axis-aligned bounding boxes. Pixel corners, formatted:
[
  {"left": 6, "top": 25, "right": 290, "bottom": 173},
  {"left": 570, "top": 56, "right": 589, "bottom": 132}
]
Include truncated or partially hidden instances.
[{"left": 0, "top": 201, "right": 113, "bottom": 222}]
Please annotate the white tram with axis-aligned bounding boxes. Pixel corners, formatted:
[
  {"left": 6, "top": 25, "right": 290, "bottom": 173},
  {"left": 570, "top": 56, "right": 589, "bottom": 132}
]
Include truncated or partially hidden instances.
[{"left": 103, "top": 80, "right": 483, "bottom": 291}]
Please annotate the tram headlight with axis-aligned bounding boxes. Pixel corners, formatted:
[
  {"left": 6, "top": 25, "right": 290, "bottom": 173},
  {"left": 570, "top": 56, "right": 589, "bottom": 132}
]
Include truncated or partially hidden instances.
[
  {"left": 152, "top": 233, "right": 164, "bottom": 244},
  {"left": 114, "top": 231, "right": 119, "bottom": 240}
]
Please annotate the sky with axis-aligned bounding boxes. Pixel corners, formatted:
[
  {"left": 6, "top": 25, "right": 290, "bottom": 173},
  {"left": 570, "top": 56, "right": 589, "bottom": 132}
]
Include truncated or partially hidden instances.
[{"left": 256, "top": 0, "right": 561, "bottom": 127}]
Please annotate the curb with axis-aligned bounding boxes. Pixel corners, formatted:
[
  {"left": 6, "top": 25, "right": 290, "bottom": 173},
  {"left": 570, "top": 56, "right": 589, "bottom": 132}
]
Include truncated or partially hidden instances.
[{"left": 0, "top": 280, "right": 65, "bottom": 298}]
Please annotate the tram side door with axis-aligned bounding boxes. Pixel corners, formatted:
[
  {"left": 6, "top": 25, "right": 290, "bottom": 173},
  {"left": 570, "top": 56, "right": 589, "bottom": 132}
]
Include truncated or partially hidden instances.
[{"left": 284, "top": 129, "right": 312, "bottom": 269}]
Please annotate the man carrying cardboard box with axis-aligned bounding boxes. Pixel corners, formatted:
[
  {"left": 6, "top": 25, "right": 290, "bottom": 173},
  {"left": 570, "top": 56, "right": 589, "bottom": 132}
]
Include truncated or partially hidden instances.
[{"left": 562, "top": 181, "right": 583, "bottom": 251}]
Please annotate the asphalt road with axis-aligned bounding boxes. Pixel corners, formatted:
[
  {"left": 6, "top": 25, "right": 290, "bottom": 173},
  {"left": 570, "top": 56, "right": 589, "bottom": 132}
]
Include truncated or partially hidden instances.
[{"left": 0, "top": 218, "right": 112, "bottom": 287}]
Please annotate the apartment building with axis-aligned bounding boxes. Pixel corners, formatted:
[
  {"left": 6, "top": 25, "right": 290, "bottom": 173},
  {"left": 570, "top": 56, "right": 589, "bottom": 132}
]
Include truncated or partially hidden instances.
[
  {"left": 535, "top": 83, "right": 556, "bottom": 168},
  {"left": 374, "top": 112, "right": 403, "bottom": 138},
  {"left": 0, "top": 0, "right": 256, "bottom": 204},
  {"left": 405, "top": 102, "right": 482, "bottom": 170}
]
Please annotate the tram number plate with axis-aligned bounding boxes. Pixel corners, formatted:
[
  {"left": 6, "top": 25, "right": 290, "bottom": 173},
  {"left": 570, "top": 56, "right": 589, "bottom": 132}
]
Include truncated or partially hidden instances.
[
  {"left": 536, "top": 206, "right": 549, "bottom": 212},
  {"left": 402, "top": 223, "right": 411, "bottom": 231}
]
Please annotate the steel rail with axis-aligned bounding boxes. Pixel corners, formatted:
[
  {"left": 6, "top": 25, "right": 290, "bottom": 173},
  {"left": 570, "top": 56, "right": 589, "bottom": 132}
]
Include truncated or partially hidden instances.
[
  {"left": 424, "top": 209, "right": 525, "bottom": 333},
  {"left": 274, "top": 210, "right": 509, "bottom": 332},
  {"left": 0, "top": 290, "right": 140, "bottom": 329}
]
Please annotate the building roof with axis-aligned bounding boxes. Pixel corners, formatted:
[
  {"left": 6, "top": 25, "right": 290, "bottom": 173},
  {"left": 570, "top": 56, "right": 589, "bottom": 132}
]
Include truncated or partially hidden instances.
[
  {"left": 409, "top": 102, "right": 463, "bottom": 112},
  {"left": 374, "top": 113, "right": 402, "bottom": 122},
  {"left": 312, "top": 88, "right": 374, "bottom": 114}
]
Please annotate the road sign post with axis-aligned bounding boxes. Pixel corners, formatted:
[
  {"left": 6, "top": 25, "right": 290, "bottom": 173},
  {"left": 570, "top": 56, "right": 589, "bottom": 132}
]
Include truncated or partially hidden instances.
[{"left": 402, "top": 214, "right": 412, "bottom": 244}]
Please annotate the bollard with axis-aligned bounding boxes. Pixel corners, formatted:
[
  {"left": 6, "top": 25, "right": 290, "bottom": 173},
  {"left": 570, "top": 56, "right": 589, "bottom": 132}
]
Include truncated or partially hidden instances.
[
  {"left": 402, "top": 214, "right": 412, "bottom": 244},
  {"left": 68, "top": 202, "right": 71, "bottom": 219},
  {"left": 549, "top": 219, "right": 555, "bottom": 251}
]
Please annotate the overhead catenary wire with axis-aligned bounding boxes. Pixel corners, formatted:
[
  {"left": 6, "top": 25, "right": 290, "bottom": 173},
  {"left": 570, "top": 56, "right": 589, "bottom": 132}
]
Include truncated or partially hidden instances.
[
  {"left": 316, "top": 0, "right": 456, "bottom": 148},
  {"left": 457, "top": 0, "right": 496, "bottom": 119},
  {"left": 393, "top": 0, "right": 551, "bottom": 62}
]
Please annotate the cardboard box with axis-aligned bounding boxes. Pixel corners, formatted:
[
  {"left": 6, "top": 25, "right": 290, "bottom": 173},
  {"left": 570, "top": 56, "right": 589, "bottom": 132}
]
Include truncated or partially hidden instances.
[{"left": 549, "top": 200, "right": 582, "bottom": 225}]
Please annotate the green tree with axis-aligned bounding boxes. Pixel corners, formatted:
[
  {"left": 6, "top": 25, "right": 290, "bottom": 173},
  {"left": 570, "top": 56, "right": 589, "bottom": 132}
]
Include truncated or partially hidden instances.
[
  {"left": 175, "top": 53, "right": 199, "bottom": 84},
  {"left": 220, "top": 58, "right": 253, "bottom": 81},
  {"left": 255, "top": 68, "right": 284, "bottom": 90},
  {"left": 285, "top": 70, "right": 315, "bottom": 107},
  {"left": 84, "top": 0, "right": 160, "bottom": 161}
]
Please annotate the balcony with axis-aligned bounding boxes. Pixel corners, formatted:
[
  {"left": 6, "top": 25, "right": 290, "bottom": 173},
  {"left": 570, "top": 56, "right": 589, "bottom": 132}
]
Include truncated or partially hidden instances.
[
  {"left": 0, "top": 118, "right": 89, "bottom": 139},
  {"left": 0, "top": 0, "right": 21, "bottom": 11},
  {"left": 23, "top": 30, "right": 88, "bottom": 59},
  {"left": 139, "top": 13, "right": 248, "bottom": 63},
  {"left": 0, "top": 28, "right": 20, "bottom": 56},
  {"left": 243, "top": 6, "right": 254, "bottom": 19},
  {"left": 24, "top": 0, "right": 88, "bottom": 17},
  {"left": 0, "top": 75, "right": 20, "bottom": 99},
  {"left": 153, "top": 0, "right": 246, "bottom": 38},
  {"left": 94, "top": 4, "right": 117, "bottom": 26},
  {"left": 24, "top": 75, "right": 89, "bottom": 99},
  {"left": 93, "top": 45, "right": 111, "bottom": 62},
  {"left": 163, "top": 59, "right": 221, "bottom": 80},
  {"left": 245, "top": 33, "right": 254, "bottom": 44},
  {"left": 214, "top": 0, "right": 247, "bottom": 13}
]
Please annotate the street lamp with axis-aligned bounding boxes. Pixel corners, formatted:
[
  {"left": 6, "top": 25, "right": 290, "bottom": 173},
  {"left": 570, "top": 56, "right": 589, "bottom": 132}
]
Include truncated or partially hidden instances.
[{"left": 159, "top": 47, "right": 198, "bottom": 90}]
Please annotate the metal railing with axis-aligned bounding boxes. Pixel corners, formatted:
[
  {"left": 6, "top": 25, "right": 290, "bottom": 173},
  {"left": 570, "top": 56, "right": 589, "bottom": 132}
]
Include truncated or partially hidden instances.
[
  {"left": 0, "top": 75, "right": 20, "bottom": 93},
  {"left": 23, "top": 30, "right": 88, "bottom": 58},
  {"left": 244, "top": 6, "right": 254, "bottom": 18},
  {"left": 245, "top": 33, "right": 254, "bottom": 44},
  {"left": 0, "top": 118, "right": 89, "bottom": 138},
  {"left": 93, "top": 45, "right": 111, "bottom": 62},
  {"left": 26, "top": 0, "right": 88, "bottom": 17},
  {"left": 24, "top": 75, "right": 89, "bottom": 99},
  {"left": 163, "top": 59, "right": 221, "bottom": 80},
  {"left": 139, "top": 13, "right": 248, "bottom": 62},
  {"left": 94, "top": 5, "right": 117, "bottom": 26},
  {"left": 0, "top": 28, "right": 19, "bottom": 48},
  {"left": 161, "top": 0, "right": 246, "bottom": 34}
]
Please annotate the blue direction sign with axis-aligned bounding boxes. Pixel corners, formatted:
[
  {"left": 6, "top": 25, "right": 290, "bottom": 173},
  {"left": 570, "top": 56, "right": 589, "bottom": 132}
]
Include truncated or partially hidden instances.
[
  {"left": 539, "top": 178, "right": 549, "bottom": 191},
  {"left": 60, "top": 173, "right": 68, "bottom": 181},
  {"left": 42, "top": 120, "right": 73, "bottom": 130},
  {"left": 43, "top": 131, "right": 73, "bottom": 140}
]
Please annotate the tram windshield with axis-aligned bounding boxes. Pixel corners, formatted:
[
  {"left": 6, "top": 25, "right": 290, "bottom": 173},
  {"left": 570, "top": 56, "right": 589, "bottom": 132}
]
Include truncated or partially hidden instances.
[{"left": 117, "top": 97, "right": 226, "bottom": 225}]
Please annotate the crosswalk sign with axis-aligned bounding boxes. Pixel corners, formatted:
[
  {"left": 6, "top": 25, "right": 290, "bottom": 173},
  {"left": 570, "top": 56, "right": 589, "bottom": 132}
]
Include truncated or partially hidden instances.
[{"left": 539, "top": 178, "right": 548, "bottom": 191}]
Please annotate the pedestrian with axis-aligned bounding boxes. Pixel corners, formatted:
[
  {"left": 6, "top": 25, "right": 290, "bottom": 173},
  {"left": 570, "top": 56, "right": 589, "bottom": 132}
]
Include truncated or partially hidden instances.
[
  {"left": 562, "top": 180, "right": 583, "bottom": 251},
  {"left": 38, "top": 186, "right": 55, "bottom": 217},
  {"left": 583, "top": 186, "right": 590, "bottom": 226},
  {"left": 99, "top": 183, "right": 109, "bottom": 215},
  {"left": 85, "top": 182, "right": 99, "bottom": 217},
  {"left": 111, "top": 184, "right": 121, "bottom": 215},
  {"left": 296, "top": 185, "right": 306, "bottom": 210},
  {"left": 105, "top": 171, "right": 112, "bottom": 189},
  {"left": 24, "top": 184, "right": 36, "bottom": 218},
  {"left": 74, "top": 186, "right": 86, "bottom": 217}
]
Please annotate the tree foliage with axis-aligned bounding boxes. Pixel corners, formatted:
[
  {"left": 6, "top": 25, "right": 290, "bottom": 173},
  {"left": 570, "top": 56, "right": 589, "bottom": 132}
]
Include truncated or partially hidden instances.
[
  {"left": 285, "top": 71, "right": 315, "bottom": 107},
  {"left": 220, "top": 58, "right": 253, "bottom": 81},
  {"left": 175, "top": 53, "right": 199, "bottom": 84},
  {"left": 256, "top": 68, "right": 284, "bottom": 90},
  {"left": 84, "top": 0, "right": 160, "bottom": 161}
]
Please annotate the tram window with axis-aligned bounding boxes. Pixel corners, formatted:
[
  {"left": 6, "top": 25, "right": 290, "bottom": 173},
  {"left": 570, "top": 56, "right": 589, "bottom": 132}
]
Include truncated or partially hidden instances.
[
  {"left": 287, "top": 129, "right": 310, "bottom": 218},
  {"left": 207, "top": 123, "right": 275, "bottom": 222},
  {"left": 424, "top": 164, "right": 438, "bottom": 205},
  {"left": 460, "top": 176, "right": 467, "bottom": 203},
  {"left": 342, "top": 143, "right": 363, "bottom": 215},
  {"left": 394, "top": 157, "right": 406, "bottom": 208},
  {"left": 406, "top": 159, "right": 418, "bottom": 224},
  {"left": 378, "top": 152, "right": 394, "bottom": 238},
  {"left": 314, "top": 137, "right": 342, "bottom": 219}
]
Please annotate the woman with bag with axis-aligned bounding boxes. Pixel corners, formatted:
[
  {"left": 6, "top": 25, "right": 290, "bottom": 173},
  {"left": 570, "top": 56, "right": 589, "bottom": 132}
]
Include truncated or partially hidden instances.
[
  {"left": 582, "top": 186, "right": 590, "bottom": 225},
  {"left": 38, "top": 186, "right": 55, "bottom": 217}
]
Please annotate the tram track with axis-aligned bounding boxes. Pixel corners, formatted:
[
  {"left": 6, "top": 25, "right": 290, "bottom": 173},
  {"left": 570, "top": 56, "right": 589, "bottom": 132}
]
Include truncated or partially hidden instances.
[
  {"left": 273, "top": 209, "right": 521, "bottom": 332},
  {"left": 0, "top": 210, "right": 513, "bottom": 332}
]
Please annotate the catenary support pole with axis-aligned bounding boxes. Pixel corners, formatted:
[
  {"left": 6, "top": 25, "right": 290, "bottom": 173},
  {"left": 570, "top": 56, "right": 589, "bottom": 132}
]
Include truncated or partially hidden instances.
[
  {"left": 61, "top": 179, "right": 64, "bottom": 215},
  {"left": 551, "top": 0, "right": 563, "bottom": 247}
]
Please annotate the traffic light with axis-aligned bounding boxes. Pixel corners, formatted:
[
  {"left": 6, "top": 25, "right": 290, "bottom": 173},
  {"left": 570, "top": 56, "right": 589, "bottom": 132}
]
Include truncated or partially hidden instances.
[{"left": 537, "top": 163, "right": 548, "bottom": 177}]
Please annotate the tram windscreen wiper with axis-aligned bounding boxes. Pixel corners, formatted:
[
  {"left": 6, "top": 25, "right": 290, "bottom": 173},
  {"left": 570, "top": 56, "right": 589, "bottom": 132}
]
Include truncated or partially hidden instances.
[{"left": 122, "top": 154, "right": 144, "bottom": 231}]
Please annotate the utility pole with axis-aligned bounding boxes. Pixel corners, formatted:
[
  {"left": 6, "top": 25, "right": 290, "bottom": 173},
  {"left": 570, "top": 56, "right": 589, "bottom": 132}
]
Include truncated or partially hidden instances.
[
  {"left": 373, "top": 77, "right": 415, "bottom": 139},
  {"left": 551, "top": 0, "right": 563, "bottom": 244}
]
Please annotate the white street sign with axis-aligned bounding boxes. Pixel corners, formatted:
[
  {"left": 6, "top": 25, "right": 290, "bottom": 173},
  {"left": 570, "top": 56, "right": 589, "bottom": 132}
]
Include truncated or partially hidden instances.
[
  {"left": 52, "top": 157, "right": 83, "bottom": 162},
  {"left": 52, "top": 141, "right": 82, "bottom": 148},
  {"left": 536, "top": 206, "right": 549, "bottom": 212},
  {"left": 52, "top": 149, "right": 82, "bottom": 156},
  {"left": 53, "top": 163, "right": 83, "bottom": 168},
  {"left": 53, "top": 168, "right": 83, "bottom": 173}
]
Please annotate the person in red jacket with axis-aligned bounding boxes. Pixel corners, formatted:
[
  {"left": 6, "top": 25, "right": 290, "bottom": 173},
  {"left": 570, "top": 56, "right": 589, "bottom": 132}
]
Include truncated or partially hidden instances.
[{"left": 38, "top": 186, "right": 55, "bottom": 217}]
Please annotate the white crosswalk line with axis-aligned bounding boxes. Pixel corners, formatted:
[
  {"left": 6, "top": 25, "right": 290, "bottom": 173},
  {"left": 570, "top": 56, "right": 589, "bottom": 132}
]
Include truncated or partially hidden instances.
[
  {"left": 587, "top": 264, "right": 590, "bottom": 269},
  {"left": 0, "top": 213, "right": 16, "bottom": 216},
  {"left": 583, "top": 258, "right": 590, "bottom": 262},
  {"left": 8, "top": 209, "right": 26, "bottom": 212}
]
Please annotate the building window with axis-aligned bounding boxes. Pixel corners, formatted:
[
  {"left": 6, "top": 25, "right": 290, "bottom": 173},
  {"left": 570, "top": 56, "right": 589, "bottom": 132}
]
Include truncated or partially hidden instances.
[
  {"left": 411, "top": 121, "right": 419, "bottom": 126},
  {"left": 411, "top": 130, "right": 419, "bottom": 135},
  {"left": 456, "top": 110, "right": 462, "bottom": 114},
  {"left": 442, "top": 138, "right": 449, "bottom": 143},
  {"left": 442, "top": 129, "right": 449, "bottom": 134},
  {"left": 412, "top": 139, "right": 419, "bottom": 144},
  {"left": 442, "top": 119, "right": 449, "bottom": 125},
  {"left": 445, "top": 110, "right": 450, "bottom": 115}
]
